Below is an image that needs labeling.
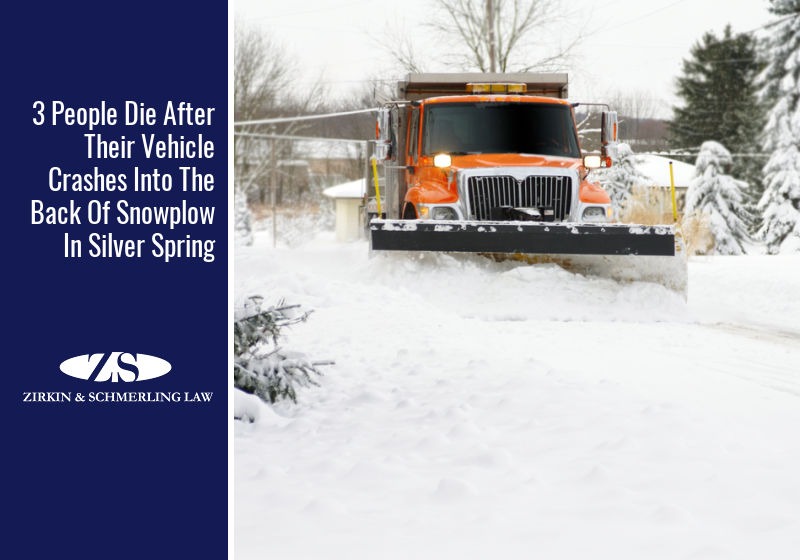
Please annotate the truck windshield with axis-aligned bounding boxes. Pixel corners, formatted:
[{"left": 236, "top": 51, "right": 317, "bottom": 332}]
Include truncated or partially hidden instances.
[{"left": 422, "top": 102, "right": 580, "bottom": 158}]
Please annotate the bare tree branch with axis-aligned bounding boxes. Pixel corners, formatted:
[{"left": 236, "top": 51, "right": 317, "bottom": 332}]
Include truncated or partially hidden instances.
[
  {"left": 429, "top": 0, "right": 581, "bottom": 73},
  {"left": 234, "top": 22, "right": 328, "bottom": 206}
]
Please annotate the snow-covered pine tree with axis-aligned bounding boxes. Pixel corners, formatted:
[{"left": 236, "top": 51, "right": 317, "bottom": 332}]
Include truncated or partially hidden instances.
[
  {"left": 589, "top": 142, "right": 651, "bottom": 214},
  {"left": 758, "top": 0, "right": 800, "bottom": 253},
  {"left": 234, "top": 296, "right": 329, "bottom": 405},
  {"left": 686, "top": 141, "right": 752, "bottom": 255}
]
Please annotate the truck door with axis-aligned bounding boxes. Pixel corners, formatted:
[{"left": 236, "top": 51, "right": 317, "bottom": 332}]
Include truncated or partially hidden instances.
[
  {"left": 406, "top": 106, "right": 419, "bottom": 173},
  {"left": 401, "top": 106, "right": 421, "bottom": 218}
]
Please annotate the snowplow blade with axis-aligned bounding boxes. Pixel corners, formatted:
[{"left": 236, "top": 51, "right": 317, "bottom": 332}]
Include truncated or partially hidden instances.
[
  {"left": 370, "top": 219, "right": 687, "bottom": 294},
  {"left": 370, "top": 219, "right": 676, "bottom": 255}
]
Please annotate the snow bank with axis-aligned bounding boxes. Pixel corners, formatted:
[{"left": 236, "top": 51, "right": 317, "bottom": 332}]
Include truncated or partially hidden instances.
[{"left": 237, "top": 231, "right": 689, "bottom": 325}]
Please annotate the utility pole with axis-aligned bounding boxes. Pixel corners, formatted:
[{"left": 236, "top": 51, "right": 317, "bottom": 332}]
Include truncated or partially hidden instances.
[
  {"left": 486, "top": 0, "right": 496, "bottom": 73},
  {"left": 269, "top": 132, "right": 277, "bottom": 248}
]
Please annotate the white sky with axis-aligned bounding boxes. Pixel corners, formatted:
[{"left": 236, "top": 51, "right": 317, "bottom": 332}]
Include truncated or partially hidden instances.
[{"left": 235, "top": 0, "right": 774, "bottom": 118}]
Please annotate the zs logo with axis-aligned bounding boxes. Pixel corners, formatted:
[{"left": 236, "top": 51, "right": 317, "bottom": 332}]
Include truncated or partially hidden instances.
[{"left": 60, "top": 352, "right": 172, "bottom": 383}]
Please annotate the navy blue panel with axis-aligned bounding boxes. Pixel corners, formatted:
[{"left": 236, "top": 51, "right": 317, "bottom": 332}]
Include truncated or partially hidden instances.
[{"left": 5, "top": 3, "right": 228, "bottom": 557}]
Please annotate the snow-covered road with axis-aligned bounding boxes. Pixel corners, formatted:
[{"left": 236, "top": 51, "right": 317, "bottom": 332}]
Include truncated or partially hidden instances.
[{"left": 235, "top": 232, "right": 800, "bottom": 560}]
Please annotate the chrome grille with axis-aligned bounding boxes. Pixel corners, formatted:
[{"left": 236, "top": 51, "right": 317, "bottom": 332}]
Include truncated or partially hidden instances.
[{"left": 466, "top": 175, "right": 572, "bottom": 221}]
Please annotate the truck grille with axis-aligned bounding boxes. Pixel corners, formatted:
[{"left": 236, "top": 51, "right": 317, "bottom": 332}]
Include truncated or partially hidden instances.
[{"left": 466, "top": 175, "right": 573, "bottom": 221}]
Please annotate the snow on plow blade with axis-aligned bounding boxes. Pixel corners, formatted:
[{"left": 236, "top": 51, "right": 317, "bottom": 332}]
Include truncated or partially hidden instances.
[{"left": 370, "top": 219, "right": 688, "bottom": 294}]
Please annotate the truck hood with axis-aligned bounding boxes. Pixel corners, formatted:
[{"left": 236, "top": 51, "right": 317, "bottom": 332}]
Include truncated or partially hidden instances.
[{"left": 446, "top": 153, "right": 581, "bottom": 172}]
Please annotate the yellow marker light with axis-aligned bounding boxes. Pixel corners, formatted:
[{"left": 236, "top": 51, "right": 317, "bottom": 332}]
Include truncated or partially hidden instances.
[{"left": 433, "top": 153, "right": 452, "bottom": 168}]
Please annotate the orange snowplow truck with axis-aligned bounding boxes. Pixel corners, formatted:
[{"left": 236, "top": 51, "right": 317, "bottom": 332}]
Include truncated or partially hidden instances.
[{"left": 368, "top": 73, "right": 680, "bottom": 262}]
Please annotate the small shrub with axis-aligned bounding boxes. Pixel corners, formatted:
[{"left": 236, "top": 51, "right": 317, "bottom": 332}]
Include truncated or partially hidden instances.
[
  {"left": 619, "top": 186, "right": 675, "bottom": 225},
  {"left": 619, "top": 187, "right": 715, "bottom": 256},
  {"left": 680, "top": 211, "right": 715, "bottom": 256},
  {"left": 234, "top": 296, "right": 331, "bottom": 405}
]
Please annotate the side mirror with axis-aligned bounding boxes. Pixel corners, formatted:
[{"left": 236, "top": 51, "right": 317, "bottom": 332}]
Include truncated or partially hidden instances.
[
  {"left": 601, "top": 110, "right": 618, "bottom": 163},
  {"left": 374, "top": 107, "right": 393, "bottom": 161},
  {"left": 601, "top": 110, "right": 618, "bottom": 144},
  {"left": 377, "top": 108, "right": 392, "bottom": 140}
]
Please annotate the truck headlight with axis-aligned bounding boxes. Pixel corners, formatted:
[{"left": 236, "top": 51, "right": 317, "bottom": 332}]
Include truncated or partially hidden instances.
[
  {"left": 583, "top": 155, "right": 602, "bottom": 169},
  {"left": 418, "top": 204, "right": 459, "bottom": 220},
  {"left": 433, "top": 153, "right": 452, "bottom": 168},
  {"left": 582, "top": 206, "right": 609, "bottom": 222},
  {"left": 431, "top": 206, "right": 458, "bottom": 220}
]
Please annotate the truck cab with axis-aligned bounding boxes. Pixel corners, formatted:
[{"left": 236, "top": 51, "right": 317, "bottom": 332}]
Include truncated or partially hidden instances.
[{"left": 372, "top": 73, "right": 617, "bottom": 226}]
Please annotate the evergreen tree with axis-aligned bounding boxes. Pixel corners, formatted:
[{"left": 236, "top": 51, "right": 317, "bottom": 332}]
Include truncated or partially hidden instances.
[
  {"left": 588, "top": 142, "right": 652, "bottom": 215},
  {"left": 685, "top": 141, "right": 752, "bottom": 255},
  {"left": 758, "top": 0, "right": 800, "bottom": 254},
  {"left": 671, "top": 25, "right": 765, "bottom": 197},
  {"left": 234, "top": 296, "right": 330, "bottom": 405}
]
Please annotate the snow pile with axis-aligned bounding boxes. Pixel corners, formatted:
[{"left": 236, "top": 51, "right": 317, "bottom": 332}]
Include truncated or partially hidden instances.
[
  {"left": 236, "top": 233, "right": 688, "bottom": 325},
  {"left": 235, "top": 231, "right": 800, "bottom": 560}
]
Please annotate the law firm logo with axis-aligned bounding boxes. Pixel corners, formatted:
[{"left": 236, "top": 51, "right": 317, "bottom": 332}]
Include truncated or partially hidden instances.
[{"left": 60, "top": 352, "right": 171, "bottom": 382}]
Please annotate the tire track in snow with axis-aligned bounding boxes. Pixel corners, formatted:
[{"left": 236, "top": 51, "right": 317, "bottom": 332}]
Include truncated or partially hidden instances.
[
  {"left": 700, "top": 321, "right": 800, "bottom": 347},
  {"left": 687, "top": 322, "right": 800, "bottom": 398}
]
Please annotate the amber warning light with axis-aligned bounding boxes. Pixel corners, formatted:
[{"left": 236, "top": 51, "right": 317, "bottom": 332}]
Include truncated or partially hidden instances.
[{"left": 466, "top": 83, "right": 527, "bottom": 94}]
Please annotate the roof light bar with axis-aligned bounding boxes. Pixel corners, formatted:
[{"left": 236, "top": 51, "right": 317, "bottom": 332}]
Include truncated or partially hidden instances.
[{"left": 466, "top": 83, "right": 527, "bottom": 94}]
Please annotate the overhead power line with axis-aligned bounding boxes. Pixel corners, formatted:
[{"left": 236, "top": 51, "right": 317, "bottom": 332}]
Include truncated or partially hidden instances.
[
  {"left": 234, "top": 107, "right": 378, "bottom": 127},
  {"left": 604, "top": 0, "right": 692, "bottom": 31},
  {"left": 235, "top": 131, "right": 368, "bottom": 145}
]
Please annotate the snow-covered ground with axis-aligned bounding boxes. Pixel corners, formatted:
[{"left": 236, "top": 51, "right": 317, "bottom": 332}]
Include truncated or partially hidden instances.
[{"left": 234, "top": 228, "right": 800, "bottom": 560}]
